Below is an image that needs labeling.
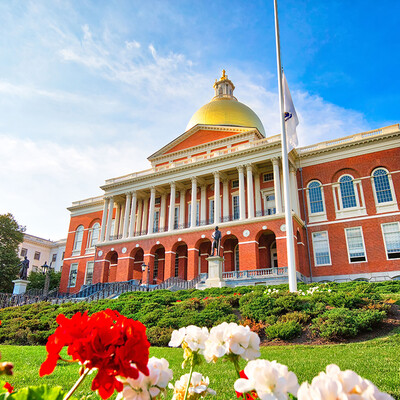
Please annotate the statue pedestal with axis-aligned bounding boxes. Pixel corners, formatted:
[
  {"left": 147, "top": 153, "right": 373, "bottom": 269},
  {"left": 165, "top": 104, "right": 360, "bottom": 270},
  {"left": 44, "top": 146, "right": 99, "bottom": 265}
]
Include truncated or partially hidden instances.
[
  {"left": 205, "top": 256, "right": 226, "bottom": 288},
  {"left": 12, "top": 279, "right": 30, "bottom": 295}
]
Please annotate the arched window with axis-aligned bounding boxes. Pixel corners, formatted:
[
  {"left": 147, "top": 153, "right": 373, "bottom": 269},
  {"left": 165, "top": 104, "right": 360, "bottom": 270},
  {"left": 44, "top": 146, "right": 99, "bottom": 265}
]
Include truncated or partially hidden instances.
[
  {"left": 308, "top": 181, "right": 324, "bottom": 213},
  {"left": 339, "top": 175, "right": 357, "bottom": 208},
  {"left": 234, "top": 244, "right": 239, "bottom": 272},
  {"left": 373, "top": 168, "right": 393, "bottom": 203},
  {"left": 88, "top": 222, "right": 100, "bottom": 248},
  {"left": 73, "top": 225, "right": 84, "bottom": 254}
]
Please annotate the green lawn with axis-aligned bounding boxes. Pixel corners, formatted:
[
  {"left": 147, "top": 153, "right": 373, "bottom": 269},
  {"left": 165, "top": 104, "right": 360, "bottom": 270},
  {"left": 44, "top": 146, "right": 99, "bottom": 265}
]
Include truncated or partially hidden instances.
[{"left": 3, "top": 334, "right": 400, "bottom": 399}]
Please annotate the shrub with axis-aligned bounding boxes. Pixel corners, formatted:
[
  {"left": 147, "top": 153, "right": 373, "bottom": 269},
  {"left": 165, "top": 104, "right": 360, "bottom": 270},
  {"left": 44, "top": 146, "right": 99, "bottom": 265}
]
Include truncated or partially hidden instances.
[
  {"left": 274, "top": 293, "right": 304, "bottom": 313},
  {"left": 146, "top": 326, "right": 173, "bottom": 347},
  {"left": 279, "top": 311, "right": 310, "bottom": 325},
  {"left": 265, "top": 321, "right": 302, "bottom": 340},
  {"left": 239, "top": 293, "right": 276, "bottom": 321}
]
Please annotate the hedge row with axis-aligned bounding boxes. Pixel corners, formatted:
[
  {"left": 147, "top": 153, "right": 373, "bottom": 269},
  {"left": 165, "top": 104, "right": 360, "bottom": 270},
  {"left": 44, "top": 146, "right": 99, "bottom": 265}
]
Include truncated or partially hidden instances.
[{"left": 0, "top": 281, "right": 397, "bottom": 346}]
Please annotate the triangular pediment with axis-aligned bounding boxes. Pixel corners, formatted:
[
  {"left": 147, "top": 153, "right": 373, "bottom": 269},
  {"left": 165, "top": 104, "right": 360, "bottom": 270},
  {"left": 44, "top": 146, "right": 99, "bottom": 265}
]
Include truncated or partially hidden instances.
[{"left": 148, "top": 124, "right": 263, "bottom": 162}]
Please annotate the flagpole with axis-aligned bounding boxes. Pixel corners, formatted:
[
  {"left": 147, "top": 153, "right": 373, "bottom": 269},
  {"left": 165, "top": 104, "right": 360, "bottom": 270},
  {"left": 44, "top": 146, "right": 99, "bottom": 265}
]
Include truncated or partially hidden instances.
[{"left": 273, "top": 0, "right": 297, "bottom": 292}]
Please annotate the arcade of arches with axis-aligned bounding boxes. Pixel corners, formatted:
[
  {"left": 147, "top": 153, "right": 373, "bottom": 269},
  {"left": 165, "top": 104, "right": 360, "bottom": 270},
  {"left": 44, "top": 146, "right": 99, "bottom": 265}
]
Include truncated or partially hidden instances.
[{"left": 95, "top": 227, "right": 306, "bottom": 285}]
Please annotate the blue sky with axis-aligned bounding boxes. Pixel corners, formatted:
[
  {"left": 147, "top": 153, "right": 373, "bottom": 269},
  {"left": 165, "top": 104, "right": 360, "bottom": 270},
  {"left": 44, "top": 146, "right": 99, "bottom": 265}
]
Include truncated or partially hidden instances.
[{"left": 0, "top": 0, "right": 399, "bottom": 240}]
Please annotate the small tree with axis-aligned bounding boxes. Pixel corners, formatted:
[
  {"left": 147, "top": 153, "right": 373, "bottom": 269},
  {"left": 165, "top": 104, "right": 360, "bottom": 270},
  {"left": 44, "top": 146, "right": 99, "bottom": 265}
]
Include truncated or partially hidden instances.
[
  {"left": 0, "top": 213, "right": 25, "bottom": 293},
  {"left": 27, "top": 270, "right": 62, "bottom": 291}
]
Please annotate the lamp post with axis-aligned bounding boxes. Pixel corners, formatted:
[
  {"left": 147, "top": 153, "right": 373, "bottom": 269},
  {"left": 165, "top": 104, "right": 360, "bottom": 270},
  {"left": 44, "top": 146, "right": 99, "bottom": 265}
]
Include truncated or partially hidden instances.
[
  {"left": 41, "top": 261, "right": 52, "bottom": 298},
  {"left": 141, "top": 262, "right": 150, "bottom": 291}
]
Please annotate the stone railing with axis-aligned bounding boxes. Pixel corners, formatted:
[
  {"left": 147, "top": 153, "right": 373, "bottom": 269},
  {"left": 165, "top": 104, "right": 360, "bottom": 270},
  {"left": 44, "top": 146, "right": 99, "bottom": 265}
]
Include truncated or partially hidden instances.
[
  {"left": 223, "top": 267, "right": 288, "bottom": 280},
  {"left": 298, "top": 124, "right": 399, "bottom": 154}
]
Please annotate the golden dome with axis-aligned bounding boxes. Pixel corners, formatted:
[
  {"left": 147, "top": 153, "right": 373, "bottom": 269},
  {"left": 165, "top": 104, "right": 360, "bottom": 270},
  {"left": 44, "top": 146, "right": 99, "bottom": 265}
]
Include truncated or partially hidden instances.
[{"left": 186, "top": 70, "right": 265, "bottom": 136}]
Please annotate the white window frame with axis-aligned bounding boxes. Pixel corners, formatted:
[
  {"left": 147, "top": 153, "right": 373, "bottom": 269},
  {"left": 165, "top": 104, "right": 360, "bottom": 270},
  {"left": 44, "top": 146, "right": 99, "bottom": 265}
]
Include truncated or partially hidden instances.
[
  {"left": 174, "top": 206, "right": 179, "bottom": 230},
  {"left": 333, "top": 174, "right": 366, "bottom": 219},
  {"left": 312, "top": 231, "right": 332, "bottom": 266},
  {"left": 261, "top": 188, "right": 276, "bottom": 216},
  {"left": 371, "top": 168, "right": 398, "bottom": 214},
  {"left": 381, "top": 222, "right": 400, "bottom": 260},
  {"left": 263, "top": 172, "right": 274, "bottom": 182},
  {"left": 68, "top": 263, "right": 78, "bottom": 287},
  {"left": 85, "top": 261, "right": 94, "bottom": 285},
  {"left": 231, "top": 179, "right": 239, "bottom": 189},
  {"left": 234, "top": 244, "right": 239, "bottom": 271},
  {"left": 306, "top": 180, "right": 327, "bottom": 223},
  {"left": 153, "top": 210, "right": 160, "bottom": 233},
  {"left": 86, "top": 222, "right": 100, "bottom": 253},
  {"left": 209, "top": 199, "right": 215, "bottom": 224},
  {"left": 232, "top": 195, "right": 240, "bottom": 220},
  {"left": 72, "top": 225, "right": 84, "bottom": 256},
  {"left": 344, "top": 227, "right": 367, "bottom": 263},
  {"left": 188, "top": 201, "right": 200, "bottom": 227}
]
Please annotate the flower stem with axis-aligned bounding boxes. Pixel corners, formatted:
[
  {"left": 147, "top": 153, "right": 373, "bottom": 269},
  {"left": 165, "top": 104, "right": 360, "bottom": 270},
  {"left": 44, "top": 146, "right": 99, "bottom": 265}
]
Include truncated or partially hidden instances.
[
  {"left": 183, "top": 362, "right": 194, "bottom": 400},
  {"left": 63, "top": 367, "right": 90, "bottom": 400}
]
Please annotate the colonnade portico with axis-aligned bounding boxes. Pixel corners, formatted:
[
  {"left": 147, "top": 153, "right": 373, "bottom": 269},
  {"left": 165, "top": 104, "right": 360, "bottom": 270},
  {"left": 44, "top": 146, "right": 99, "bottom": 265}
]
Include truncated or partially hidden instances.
[{"left": 97, "top": 158, "right": 300, "bottom": 244}]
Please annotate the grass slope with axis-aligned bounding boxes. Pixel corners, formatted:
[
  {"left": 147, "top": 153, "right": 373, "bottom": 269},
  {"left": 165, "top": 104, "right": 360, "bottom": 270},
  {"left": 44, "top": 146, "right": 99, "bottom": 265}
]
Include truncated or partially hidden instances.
[{"left": 3, "top": 333, "right": 400, "bottom": 399}]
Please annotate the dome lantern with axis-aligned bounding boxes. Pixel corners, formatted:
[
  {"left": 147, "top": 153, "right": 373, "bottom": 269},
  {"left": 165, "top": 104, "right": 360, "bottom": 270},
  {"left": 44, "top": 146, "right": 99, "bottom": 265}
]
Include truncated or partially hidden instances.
[
  {"left": 213, "top": 69, "right": 236, "bottom": 100},
  {"left": 186, "top": 70, "right": 265, "bottom": 136}
]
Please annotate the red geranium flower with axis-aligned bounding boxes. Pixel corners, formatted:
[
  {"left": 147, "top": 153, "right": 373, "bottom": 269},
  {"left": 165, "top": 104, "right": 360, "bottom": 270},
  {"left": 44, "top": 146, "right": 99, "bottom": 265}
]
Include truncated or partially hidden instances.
[
  {"left": 40, "top": 309, "right": 150, "bottom": 399},
  {"left": 236, "top": 370, "right": 258, "bottom": 399},
  {"left": 3, "top": 382, "right": 13, "bottom": 394}
]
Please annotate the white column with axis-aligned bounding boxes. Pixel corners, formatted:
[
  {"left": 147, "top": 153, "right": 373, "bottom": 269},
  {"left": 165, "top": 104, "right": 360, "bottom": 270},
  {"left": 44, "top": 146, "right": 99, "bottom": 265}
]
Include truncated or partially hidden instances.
[
  {"left": 168, "top": 182, "right": 176, "bottom": 232},
  {"left": 222, "top": 180, "right": 229, "bottom": 221},
  {"left": 214, "top": 171, "right": 221, "bottom": 224},
  {"left": 136, "top": 198, "right": 143, "bottom": 234},
  {"left": 160, "top": 193, "right": 167, "bottom": 231},
  {"left": 201, "top": 185, "right": 207, "bottom": 224},
  {"left": 141, "top": 198, "right": 148, "bottom": 234},
  {"left": 113, "top": 203, "right": 121, "bottom": 236},
  {"left": 123, "top": 192, "right": 132, "bottom": 238},
  {"left": 290, "top": 166, "right": 300, "bottom": 214},
  {"left": 128, "top": 191, "right": 137, "bottom": 237},
  {"left": 100, "top": 197, "right": 109, "bottom": 243},
  {"left": 254, "top": 173, "right": 262, "bottom": 216},
  {"left": 179, "top": 189, "right": 186, "bottom": 228},
  {"left": 246, "top": 165, "right": 255, "bottom": 218},
  {"left": 147, "top": 187, "right": 156, "bottom": 234},
  {"left": 191, "top": 177, "right": 197, "bottom": 227},
  {"left": 105, "top": 196, "right": 114, "bottom": 241},
  {"left": 238, "top": 165, "right": 246, "bottom": 220},
  {"left": 272, "top": 158, "right": 283, "bottom": 213},
  {"left": 119, "top": 203, "right": 125, "bottom": 235}
]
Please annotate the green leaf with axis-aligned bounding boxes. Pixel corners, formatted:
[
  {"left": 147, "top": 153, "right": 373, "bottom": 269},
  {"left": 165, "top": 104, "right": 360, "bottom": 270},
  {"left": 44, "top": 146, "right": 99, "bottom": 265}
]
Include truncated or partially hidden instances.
[{"left": 8, "top": 385, "right": 75, "bottom": 400}]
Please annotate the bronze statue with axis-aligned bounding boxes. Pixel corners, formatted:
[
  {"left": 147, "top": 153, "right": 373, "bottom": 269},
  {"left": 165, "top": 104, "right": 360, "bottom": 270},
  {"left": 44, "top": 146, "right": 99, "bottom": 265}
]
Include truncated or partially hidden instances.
[
  {"left": 211, "top": 226, "right": 221, "bottom": 256},
  {"left": 18, "top": 256, "right": 29, "bottom": 280}
]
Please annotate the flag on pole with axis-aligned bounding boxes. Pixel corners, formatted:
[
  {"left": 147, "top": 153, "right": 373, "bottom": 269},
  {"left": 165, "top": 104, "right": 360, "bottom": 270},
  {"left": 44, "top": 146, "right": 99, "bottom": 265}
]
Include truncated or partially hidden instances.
[{"left": 283, "top": 71, "right": 299, "bottom": 152}]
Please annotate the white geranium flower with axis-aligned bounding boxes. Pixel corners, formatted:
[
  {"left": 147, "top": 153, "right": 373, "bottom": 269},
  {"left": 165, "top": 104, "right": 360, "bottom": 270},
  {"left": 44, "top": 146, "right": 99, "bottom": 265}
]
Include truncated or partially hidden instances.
[
  {"left": 169, "top": 372, "right": 216, "bottom": 399},
  {"left": 234, "top": 359, "right": 299, "bottom": 400},
  {"left": 117, "top": 357, "right": 173, "bottom": 400},
  {"left": 297, "top": 364, "right": 394, "bottom": 400},
  {"left": 204, "top": 322, "right": 260, "bottom": 363},
  {"left": 169, "top": 326, "right": 209, "bottom": 352}
]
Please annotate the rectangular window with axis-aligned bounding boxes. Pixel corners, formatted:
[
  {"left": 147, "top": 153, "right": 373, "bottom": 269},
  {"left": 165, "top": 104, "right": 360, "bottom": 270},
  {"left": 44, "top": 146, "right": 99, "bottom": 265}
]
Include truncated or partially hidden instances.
[
  {"left": 382, "top": 222, "right": 400, "bottom": 259},
  {"left": 85, "top": 261, "right": 94, "bottom": 285},
  {"left": 174, "top": 206, "right": 179, "bottom": 229},
  {"left": 153, "top": 210, "right": 160, "bottom": 233},
  {"left": 345, "top": 227, "right": 366, "bottom": 262},
  {"left": 52, "top": 254, "right": 57, "bottom": 263},
  {"left": 68, "top": 263, "right": 78, "bottom": 287},
  {"left": 312, "top": 231, "right": 331, "bottom": 266},
  {"left": 62, "top": 252, "right": 65, "bottom": 260},
  {"left": 153, "top": 254, "right": 159, "bottom": 279},
  {"left": 20, "top": 248, "right": 28, "bottom": 257},
  {"left": 188, "top": 201, "right": 200, "bottom": 227},
  {"left": 233, "top": 195, "right": 240, "bottom": 220},
  {"left": 34, "top": 251, "right": 41, "bottom": 261},
  {"left": 263, "top": 172, "right": 274, "bottom": 182},
  {"left": 231, "top": 180, "right": 239, "bottom": 189},
  {"left": 155, "top": 197, "right": 161, "bottom": 205},
  {"left": 174, "top": 255, "right": 179, "bottom": 277},
  {"left": 265, "top": 194, "right": 276, "bottom": 215},
  {"left": 209, "top": 199, "right": 215, "bottom": 224}
]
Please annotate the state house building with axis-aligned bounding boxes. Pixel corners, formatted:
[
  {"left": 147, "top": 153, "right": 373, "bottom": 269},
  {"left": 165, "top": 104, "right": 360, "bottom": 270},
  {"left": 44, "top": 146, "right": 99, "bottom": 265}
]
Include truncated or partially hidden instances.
[{"left": 60, "top": 71, "right": 400, "bottom": 294}]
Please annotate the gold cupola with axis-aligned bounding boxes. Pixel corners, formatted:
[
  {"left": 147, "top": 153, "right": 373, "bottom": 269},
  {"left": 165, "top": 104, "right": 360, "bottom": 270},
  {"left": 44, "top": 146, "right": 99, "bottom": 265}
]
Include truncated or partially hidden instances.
[{"left": 186, "top": 70, "right": 265, "bottom": 136}]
